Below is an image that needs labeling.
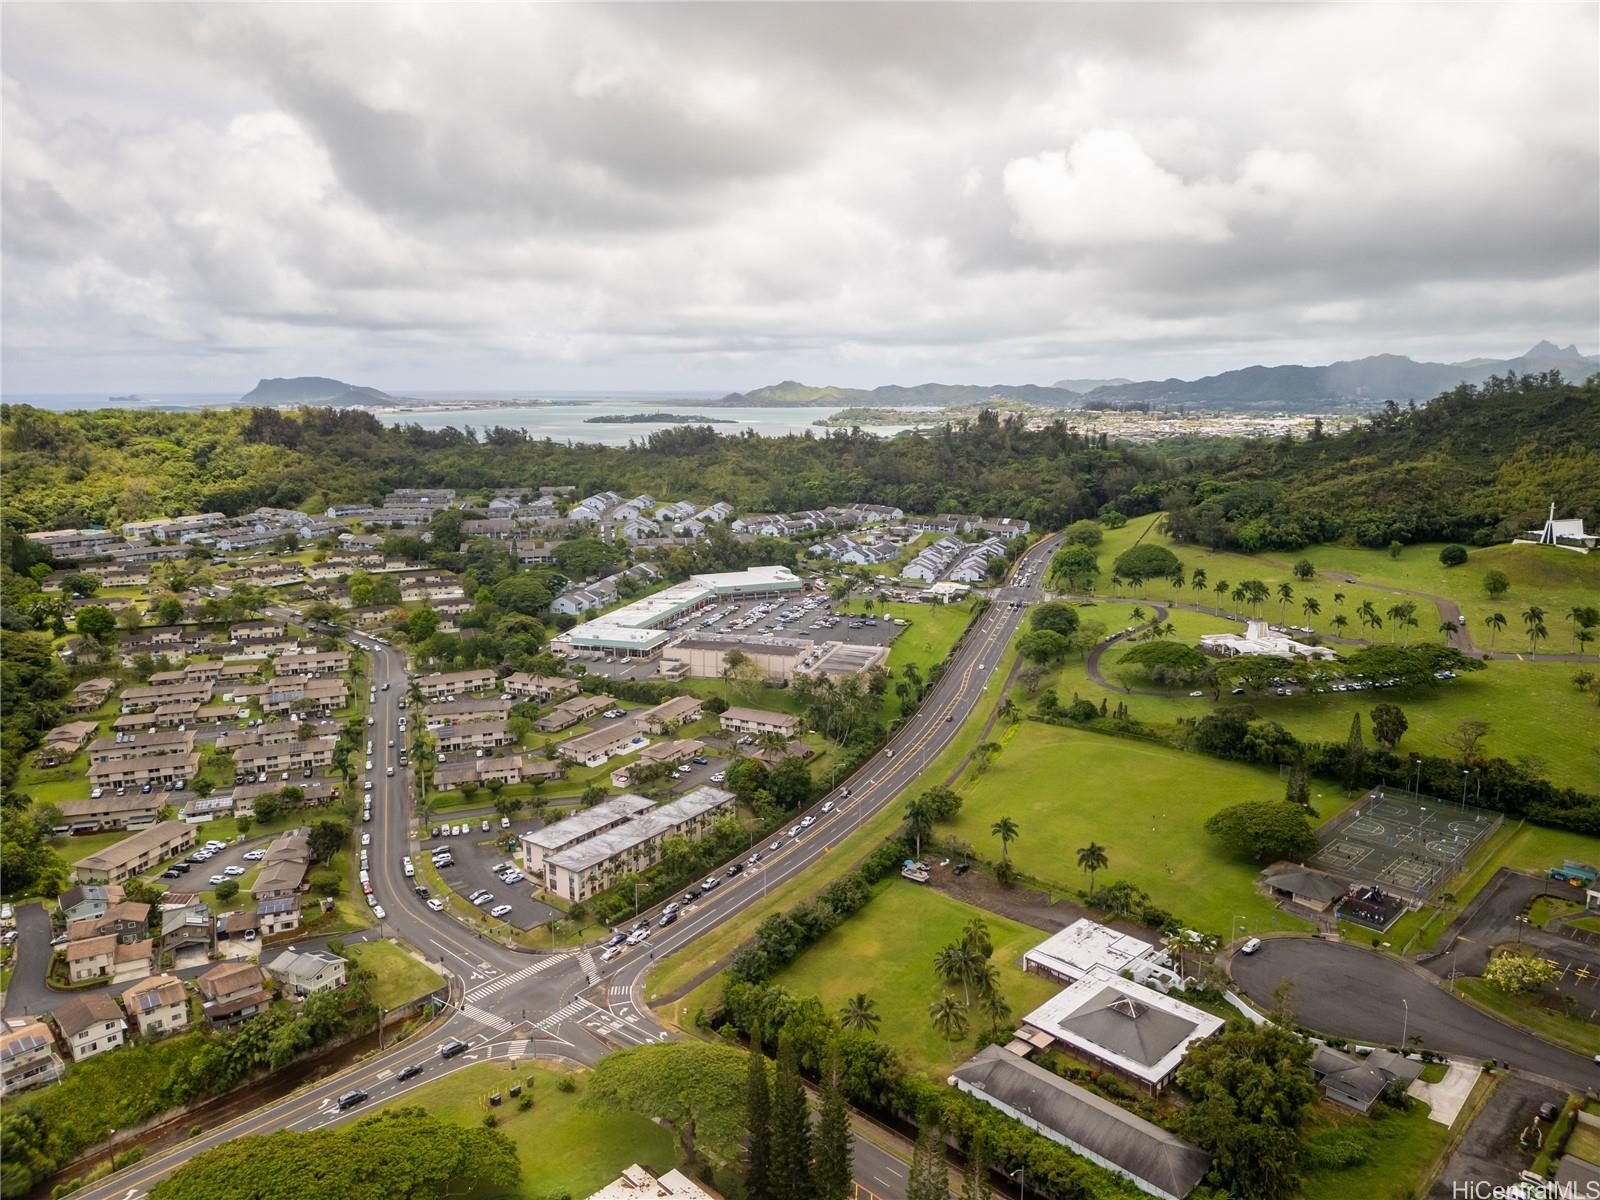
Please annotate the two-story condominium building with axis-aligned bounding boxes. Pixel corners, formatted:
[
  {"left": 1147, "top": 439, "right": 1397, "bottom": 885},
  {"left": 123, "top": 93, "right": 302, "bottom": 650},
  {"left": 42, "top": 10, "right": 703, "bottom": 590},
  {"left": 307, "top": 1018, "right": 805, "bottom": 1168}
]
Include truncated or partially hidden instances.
[
  {"left": 197, "top": 962, "right": 273, "bottom": 1026},
  {"left": 533, "top": 693, "right": 614, "bottom": 733},
  {"left": 88, "top": 728, "right": 195, "bottom": 765},
  {"left": 120, "top": 682, "right": 214, "bottom": 713},
  {"left": 265, "top": 948, "right": 347, "bottom": 997},
  {"left": 415, "top": 669, "right": 497, "bottom": 701},
  {"left": 435, "top": 720, "right": 514, "bottom": 754},
  {"left": 423, "top": 697, "right": 512, "bottom": 727},
  {"left": 0, "top": 1020, "right": 65, "bottom": 1095},
  {"left": 74, "top": 821, "right": 196, "bottom": 884},
  {"left": 433, "top": 754, "right": 563, "bottom": 790},
  {"left": 636, "top": 695, "right": 704, "bottom": 733},
  {"left": 27, "top": 527, "right": 120, "bottom": 560},
  {"left": 234, "top": 737, "right": 336, "bottom": 779},
  {"left": 88, "top": 750, "right": 200, "bottom": 793},
  {"left": 556, "top": 720, "right": 646, "bottom": 768},
  {"left": 503, "top": 673, "right": 579, "bottom": 703},
  {"left": 56, "top": 793, "right": 164, "bottom": 835},
  {"left": 272, "top": 650, "right": 350, "bottom": 677},
  {"left": 261, "top": 677, "right": 348, "bottom": 716},
  {"left": 542, "top": 786, "right": 737, "bottom": 903},
  {"left": 52, "top": 993, "right": 128, "bottom": 1063},
  {"left": 719, "top": 707, "right": 803, "bottom": 738},
  {"left": 67, "top": 677, "right": 117, "bottom": 712},
  {"left": 518, "top": 794, "right": 656, "bottom": 877},
  {"left": 121, "top": 975, "right": 190, "bottom": 1039}
]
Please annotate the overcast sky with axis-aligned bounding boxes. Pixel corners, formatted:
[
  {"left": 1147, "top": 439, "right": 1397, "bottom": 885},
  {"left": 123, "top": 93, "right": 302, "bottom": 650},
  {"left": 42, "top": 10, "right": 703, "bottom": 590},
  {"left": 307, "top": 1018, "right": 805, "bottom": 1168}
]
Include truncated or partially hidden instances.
[{"left": 3, "top": 3, "right": 1596, "bottom": 397}]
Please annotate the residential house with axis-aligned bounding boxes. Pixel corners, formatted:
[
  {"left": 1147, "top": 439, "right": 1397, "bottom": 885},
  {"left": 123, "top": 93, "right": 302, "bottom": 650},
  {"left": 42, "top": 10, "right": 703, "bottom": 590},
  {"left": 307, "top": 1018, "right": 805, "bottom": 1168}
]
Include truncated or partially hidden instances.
[
  {"left": 66, "top": 900, "right": 151, "bottom": 944},
  {"left": 503, "top": 672, "right": 579, "bottom": 703},
  {"left": 197, "top": 962, "right": 273, "bottom": 1025},
  {"left": 121, "top": 975, "right": 190, "bottom": 1039},
  {"left": 556, "top": 720, "right": 646, "bottom": 768},
  {"left": 1310, "top": 1045, "right": 1424, "bottom": 1113},
  {"left": 415, "top": 669, "right": 497, "bottom": 701},
  {"left": 265, "top": 948, "right": 347, "bottom": 997},
  {"left": 35, "top": 721, "right": 99, "bottom": 767},
  {"left": 636, "top": 695, "right": 704, "bottom": 733},
  {"left": 64, "top": 935, "right": 118, "bottom": 983},
  {"left": 534, "top": 693, "right": 613, "bottom": 732},
  {"left": 67, "top": 677, "right": 117, "bottom": 712},
  {"left": 423, "top": 697, "right": 511, "bottom": 726},
  {"left": 51, "top": 993, "right": 128, "bottom": 1063},
  {"left": 256, "top": 895, "right": 302, "bottom": 936},
  {"left": 0, "top": 1020, "right": 66, "bottom": 1095},
  {"left": 435, "top": 720, "right": 514, "bottom": 754},
  {"left": 57, "top": 883, "right": 126, "bottom": 926}
]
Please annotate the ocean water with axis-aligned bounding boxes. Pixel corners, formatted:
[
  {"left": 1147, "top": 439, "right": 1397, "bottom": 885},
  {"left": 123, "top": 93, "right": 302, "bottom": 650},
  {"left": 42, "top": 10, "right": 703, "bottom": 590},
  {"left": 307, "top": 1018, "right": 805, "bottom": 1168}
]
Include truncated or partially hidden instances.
[{"left": 1, "top": 390, "right": 935, "bottom": 445}]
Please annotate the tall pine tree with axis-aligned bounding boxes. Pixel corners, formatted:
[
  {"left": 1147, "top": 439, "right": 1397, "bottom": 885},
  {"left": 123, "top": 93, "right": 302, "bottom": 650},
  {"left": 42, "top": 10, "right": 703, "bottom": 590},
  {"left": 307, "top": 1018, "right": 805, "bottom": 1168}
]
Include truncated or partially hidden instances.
[
  {"left": 960, "top": 1129, "right": 990, "bottom": 1200},
  {"left": 1343, "top": 712, "right": 1366, "bottom": 789},
  {"left": 813, "top": 1042, "right": 852, "bottom": 1200},
  {"left": 771, "top": 1033, "right": 814, "bottom": 1200},
  {"left": 745, "top": 1025, "right": 773, "bottom": 1200},
  {"left": 907, "top": 1123, "right": 949, "bottom": 1200}
]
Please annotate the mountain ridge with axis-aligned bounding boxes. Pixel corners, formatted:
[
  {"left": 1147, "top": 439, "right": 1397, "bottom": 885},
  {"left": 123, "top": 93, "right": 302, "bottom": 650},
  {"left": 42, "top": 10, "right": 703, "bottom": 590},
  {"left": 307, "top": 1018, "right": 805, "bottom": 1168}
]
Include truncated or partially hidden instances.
[{"left": 240, "top": 377, "right": 394, "bottom": 406}]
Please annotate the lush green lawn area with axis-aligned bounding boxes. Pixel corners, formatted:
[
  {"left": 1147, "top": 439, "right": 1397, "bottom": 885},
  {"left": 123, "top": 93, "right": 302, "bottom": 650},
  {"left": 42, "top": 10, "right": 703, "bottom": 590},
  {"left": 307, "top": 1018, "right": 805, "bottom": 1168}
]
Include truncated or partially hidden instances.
[
  {"left": 949, "top": 723, "right": 1349, "bottom": 935},
  {"left": 1298, "top": 1097, "right": 1451, "bottom": 1200},
  {"left": 346, "top": 939, "right": 445, "bottom": 1008},
  {"left": 1039, "top": 600, "right": 1597, "bottom": 793},
  {"left": 377, "top": 1062, "right": 675, "bottom": 1199},
  {"left": 1563, "top": 1121, "right": 1600, "bottom": 1165},
  {"left": 1451, "top": 977, "right": 1600, "bottom": 1057},
  {"left": 771, "top": 882, "right": 1059, "bottom": 1075}
]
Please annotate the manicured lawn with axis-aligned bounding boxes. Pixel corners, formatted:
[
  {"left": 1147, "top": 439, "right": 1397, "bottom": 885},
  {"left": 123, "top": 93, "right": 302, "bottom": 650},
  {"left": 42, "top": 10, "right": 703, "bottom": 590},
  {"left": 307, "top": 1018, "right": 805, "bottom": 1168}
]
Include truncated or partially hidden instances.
[
  {"left": 845, "top": 599, "right": 978, "bottom": 721},
  {"left": 1298, "top": 1096, "right": 1451, "bottom": 1200},
  {"left": 345, "top": 939, "right": 445, "bottom": 1008},
  {"left": 377, "top": 1062, "right": 675, "bottom": 1199},
  {"left": 1446, "top": 822, "right": 1600, "bottom": 911},
  {"left": 770, "top": 882, "right": 1060, "bottom": 1075},
  {"left": 1452, "top": 977, "right": 1600, "bottom": 1057},
  {"left": 949, "top": 723, "right": 1351, "bottom": 935}
]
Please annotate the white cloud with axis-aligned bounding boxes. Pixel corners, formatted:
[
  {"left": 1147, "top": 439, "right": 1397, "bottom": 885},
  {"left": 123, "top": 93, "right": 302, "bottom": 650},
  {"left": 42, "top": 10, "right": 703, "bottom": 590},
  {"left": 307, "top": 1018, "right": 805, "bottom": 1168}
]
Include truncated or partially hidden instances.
[
  {"left": 0, "top": 2, "right": 1594, "bottom": 393},
  {"left": 1003, "top": 130, "right": 1234, "bottom": 248}
]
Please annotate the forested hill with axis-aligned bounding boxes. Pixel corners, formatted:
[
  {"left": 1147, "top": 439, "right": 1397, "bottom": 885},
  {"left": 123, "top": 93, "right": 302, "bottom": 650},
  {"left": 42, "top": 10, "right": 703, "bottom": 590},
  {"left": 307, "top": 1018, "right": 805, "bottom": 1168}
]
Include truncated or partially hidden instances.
[
  {"left": 0, "top": 406, "right": 1161, "bottom": 535},
  {"left": 1146, "top": 374, "right": 1600, "bottom": 551}
]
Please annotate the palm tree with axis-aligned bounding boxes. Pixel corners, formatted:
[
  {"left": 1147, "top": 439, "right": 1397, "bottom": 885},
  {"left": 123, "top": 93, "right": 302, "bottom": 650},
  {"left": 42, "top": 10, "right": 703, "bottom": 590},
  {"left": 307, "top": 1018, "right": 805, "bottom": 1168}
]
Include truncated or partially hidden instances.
[
  {"left": 998, "top": 698, "right": 1019, "bottom": 724},
  {"left": 928, "top": 995, "right": 969, "bottom": 1058},
  {"left": 1276, "top": 582, "right": 1294, "bottom": 620},
  {"left": 840, "top": 993, "right": 880, "bottom": 1034},
  {"left": 1331, "top": 613, "right": 1349, "bottom": 636},
  {"left": 1131, "top": 606, "right": 1145, "bottom": 623},
  {"left": 1356, "top": 600, "right": 1379, "bottom": 635},
  {"left": 990, "top": 816, "right": 1019, "bottom": 867},
  {"left": 1333, "top": 591, "right": 1346, "bottom": 610},
  {"left": 1578, "top": 628, "right": 1596, "bottom": 658},
  {"left": 1301, "top": 596, "right": 1321, "bottom": 628},
  {"left": 1230, "top": 585, "right": 1247, "bottom": 616},
  {"left": 961, "top": 917, "right": 993, "bottom": 959},
  {"left": 1529, "top": 620, "right": 1548, "bottom": 656},
  {"left": 976, "top": 982, "right": 1011, "bottom": 1036},
  {"left": 1439, "top": 620, "right": 1458, "bottom": 641},
  {"left": 1213, "top": 579, "right": 1228, "bottom": 614},
  {"left": 1076, "top": 842, "right": 1109, "bottom": 899},
  {"left": 1385, "top": 603, "right": 1406, "bottom": 643},
  {"left": 1485, "top": 611, "right": 1506, "bottom": 650},
  {"left": 1170, "top": 570, "right": 1186, "bottom": 598},
  {"left": 1569, "top": 607, "right": 1595, "bottom": 652},
  {"left": 1191, "top": 568, "right": 1207, "bottom": 598},
  {"left": 935, "top": 944, "right": 973, "bottom": 1004},
  {"left": 1523, "top": 605, "right": 1545, "bottom": 630}
]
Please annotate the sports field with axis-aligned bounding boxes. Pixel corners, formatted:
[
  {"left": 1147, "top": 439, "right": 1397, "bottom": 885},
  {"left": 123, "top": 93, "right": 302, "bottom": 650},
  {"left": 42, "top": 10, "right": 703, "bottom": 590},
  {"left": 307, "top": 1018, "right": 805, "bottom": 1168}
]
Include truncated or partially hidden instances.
[
  {"left": 1310, "top": 789, "right": 1501, "bottom": 900},
  {"left": 948, "top": 722, "right": 1351, "bottom": 933}
]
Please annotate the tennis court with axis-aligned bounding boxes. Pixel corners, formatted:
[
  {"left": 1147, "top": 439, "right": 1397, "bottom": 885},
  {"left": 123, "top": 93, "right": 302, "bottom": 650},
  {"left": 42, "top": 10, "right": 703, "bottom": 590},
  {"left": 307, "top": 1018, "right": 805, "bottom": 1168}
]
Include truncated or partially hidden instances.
[{"left": 1309, "top": 788, "right": 1501, "bottom": 902}]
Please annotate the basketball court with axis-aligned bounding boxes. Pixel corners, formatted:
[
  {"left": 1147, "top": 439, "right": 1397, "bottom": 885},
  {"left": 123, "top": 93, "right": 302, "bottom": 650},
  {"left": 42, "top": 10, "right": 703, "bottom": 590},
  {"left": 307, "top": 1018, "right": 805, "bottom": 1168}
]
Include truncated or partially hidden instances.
[{"left": 1310, "top": 788, "right": 1501, "bottom": 903}]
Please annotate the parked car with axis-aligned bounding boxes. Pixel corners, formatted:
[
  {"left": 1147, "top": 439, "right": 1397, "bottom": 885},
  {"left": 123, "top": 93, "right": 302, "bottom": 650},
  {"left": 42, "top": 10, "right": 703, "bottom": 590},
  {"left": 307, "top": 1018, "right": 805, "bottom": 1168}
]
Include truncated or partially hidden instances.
[
  {"left": 1240, "top": 937, "right": 1262, "bottom": 955},
  {"left": 426, "top": 898, "right": 444, "bottom": 912},
  {"left": 489, "top": 904, "right": 513, "bottom": 918}
]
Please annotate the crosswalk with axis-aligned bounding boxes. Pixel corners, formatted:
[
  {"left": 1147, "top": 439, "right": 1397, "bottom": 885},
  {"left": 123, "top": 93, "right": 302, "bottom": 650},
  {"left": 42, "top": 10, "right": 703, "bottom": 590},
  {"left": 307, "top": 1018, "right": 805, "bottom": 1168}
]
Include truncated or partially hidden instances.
[
  {"left": 464, "top": 954, "right": 566, "bottom": 1003},
  {"left": 462, "top": 1003, "right": 514, "bottom": 1034},
  {"left": 502, "top": 1039, "right": 531, "bottom": 1060},
  {"left": 534, "top": 1000, "right": 587, "bottom": 1031},
  {"left": 578, "top": 950, "right": 598, "bottom": 982}
]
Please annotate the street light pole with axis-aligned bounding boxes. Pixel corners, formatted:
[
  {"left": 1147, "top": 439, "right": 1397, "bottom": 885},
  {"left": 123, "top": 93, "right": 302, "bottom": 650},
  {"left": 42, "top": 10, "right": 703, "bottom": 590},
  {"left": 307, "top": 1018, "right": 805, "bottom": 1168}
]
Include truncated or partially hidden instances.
[
  {"left": 1009, "top": 1167, "right": 1025, "bottom": 1200},
  {"left": 1400, "top": 998, "right": 1409, "bottom": 1048}
]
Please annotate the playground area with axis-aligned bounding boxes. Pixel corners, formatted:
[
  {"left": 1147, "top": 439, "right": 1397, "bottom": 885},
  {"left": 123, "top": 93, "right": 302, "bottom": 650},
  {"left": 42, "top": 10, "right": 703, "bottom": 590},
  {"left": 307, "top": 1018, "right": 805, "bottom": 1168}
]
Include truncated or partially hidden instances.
[{"left": 1310, "top": 788, "right": 1503, "bottom": 905}]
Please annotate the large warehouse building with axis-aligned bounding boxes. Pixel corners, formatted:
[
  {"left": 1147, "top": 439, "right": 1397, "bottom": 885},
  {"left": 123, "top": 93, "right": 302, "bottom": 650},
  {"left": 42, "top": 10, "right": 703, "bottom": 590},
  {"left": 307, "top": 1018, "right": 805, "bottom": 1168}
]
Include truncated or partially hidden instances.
[{"left": 552, "top": 566, "right": 803, "bottom": 659}]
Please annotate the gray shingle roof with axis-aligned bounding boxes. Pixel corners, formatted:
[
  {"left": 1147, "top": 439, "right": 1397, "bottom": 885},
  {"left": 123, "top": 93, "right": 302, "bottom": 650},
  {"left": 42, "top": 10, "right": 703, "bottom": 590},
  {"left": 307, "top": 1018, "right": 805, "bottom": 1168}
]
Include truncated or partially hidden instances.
[
  {"left": 1056, "top": 987, "right": 1198, "bottom": 1068},
  {"left": 951, "top": 1046, "right": 1210, "bottom": 1199}
]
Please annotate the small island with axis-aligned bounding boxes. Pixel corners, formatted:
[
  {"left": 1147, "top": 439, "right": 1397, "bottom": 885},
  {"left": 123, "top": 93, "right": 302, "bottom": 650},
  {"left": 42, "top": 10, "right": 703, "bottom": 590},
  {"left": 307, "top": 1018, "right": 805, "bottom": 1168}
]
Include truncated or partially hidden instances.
[{"left": 583, "top": 411, "right": 739, "bottom": 425}]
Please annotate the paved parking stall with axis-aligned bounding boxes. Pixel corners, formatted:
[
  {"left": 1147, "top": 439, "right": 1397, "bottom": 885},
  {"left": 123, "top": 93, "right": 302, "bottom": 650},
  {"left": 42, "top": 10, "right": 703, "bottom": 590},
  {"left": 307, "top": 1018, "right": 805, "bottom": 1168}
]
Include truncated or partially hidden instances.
[{"left": 422, "top": 824, "right": 563, "bottom": 931}]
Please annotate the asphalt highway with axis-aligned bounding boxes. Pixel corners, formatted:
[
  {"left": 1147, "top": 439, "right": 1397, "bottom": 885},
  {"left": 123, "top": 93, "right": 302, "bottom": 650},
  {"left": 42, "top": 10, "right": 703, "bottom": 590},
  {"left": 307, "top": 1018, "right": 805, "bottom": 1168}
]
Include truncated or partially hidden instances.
[{"left": 71, "top": 540, "right": 1059, "bottom": 1200}]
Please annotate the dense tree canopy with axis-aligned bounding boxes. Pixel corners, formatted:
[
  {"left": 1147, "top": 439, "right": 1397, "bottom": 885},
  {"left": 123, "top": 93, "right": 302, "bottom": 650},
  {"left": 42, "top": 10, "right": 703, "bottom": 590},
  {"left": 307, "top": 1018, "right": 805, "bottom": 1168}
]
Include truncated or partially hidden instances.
[
  {"left": 583, "top": 1041, "right": 756, "bottom": 1167},
  {"left": 1204, "top": 800, "right": 1319, "bottom": 862}
]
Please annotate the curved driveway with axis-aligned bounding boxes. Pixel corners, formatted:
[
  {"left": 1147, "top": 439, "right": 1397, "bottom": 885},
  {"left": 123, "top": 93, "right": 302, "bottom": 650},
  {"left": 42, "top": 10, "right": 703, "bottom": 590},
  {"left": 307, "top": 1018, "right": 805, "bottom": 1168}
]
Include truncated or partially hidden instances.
[
  {"left": 70, "top": 535, "right": 1060, "bottom": 1200},
  {"left": 1231, "top": 938, "right": 1597, "bottom": 1089}
]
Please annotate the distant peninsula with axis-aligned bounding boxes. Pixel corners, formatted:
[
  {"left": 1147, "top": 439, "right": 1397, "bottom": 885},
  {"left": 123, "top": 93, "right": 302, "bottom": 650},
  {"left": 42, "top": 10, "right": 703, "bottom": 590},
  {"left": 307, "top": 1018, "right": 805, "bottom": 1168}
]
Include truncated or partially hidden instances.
[
  {"left": 239, "top": 376, "right": 395, "bottom": 406},
  {"left": 583, "top": 411, "right": 738, "bottom": 425},
  {"left": 705, "top": 380, "right": 1083, "bottom": 408}
]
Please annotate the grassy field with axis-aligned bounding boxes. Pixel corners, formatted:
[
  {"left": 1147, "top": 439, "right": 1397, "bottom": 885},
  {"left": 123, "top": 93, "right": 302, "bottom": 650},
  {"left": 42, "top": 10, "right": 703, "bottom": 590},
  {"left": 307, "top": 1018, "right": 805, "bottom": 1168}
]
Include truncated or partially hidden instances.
[
  {"left": 949, "top": 723, "right": 1351, "bottom": 935},
  {"left": 841, "top": 599, "right": 979, "bottom": 722},
  {"left": 1451, "top": 977, "right": 1600, "bottom": 1057},
  {"left": 376, "top": 1062, "right": 675, "bottom": 1199},
  {"left": 769, "top": 882, "right": 1060, "bottom": 1075},
  {"left": 345, "top": 939, "right": 445, "bottom": 1008},
  {"left": 1298, "top": 1096, "right": 1452, "bottom": 1200}
]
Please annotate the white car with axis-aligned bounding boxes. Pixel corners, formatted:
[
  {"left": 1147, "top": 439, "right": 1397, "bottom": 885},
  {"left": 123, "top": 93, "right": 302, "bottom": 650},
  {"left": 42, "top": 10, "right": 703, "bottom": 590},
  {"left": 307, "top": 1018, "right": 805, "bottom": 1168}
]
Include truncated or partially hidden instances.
[
  {"left": 243, "top": 849, "right": 266, "bottom": 861},
  {"left": 365, "top": 760, "right": 373, "bottom": 771},
  {"left": 489, "top": 904, "right": 513, "bottom": 918},
  {"left": 800, "top": 815, "right": 815, "bottom": 828},
  {"left": 471, "top": 893, "right": 493, "bottom": 907},
  {"left": 426, "top": 898, "right": 444, "bottom": 912},
  {"left": 387, "top": 766, "right": 395, "bottom": 776},
  {"left": 500, "top": 816, "right": 510, "bottom": 829},
  {"left": 209, "top": 874, "right": 227, "bottom": 885},
  {"left": 91, "top": 787, "right": 104, "bottom": 799},
  {"left": 205, "top": 840, "right": 226, "bottom": 850},
  {"left": 601, "top": 945, "right": 623, "bottom": 962},
  {"left": 625, "top": 927, "right": 649, "bottom": 946},
  {"left": 361, "top": 832, "right": 371, "bottom": 846},
  {"left": 710, "top": 772, "right": 726, "bottom": 783},
  {"left": 481, "top": 820, "right": 491, "bottom": 832},
  {"left": 373, "top": 905, "right": 386, "bottom": 920},
  {"left": 367, "top": 717, "right": 374, "bottom": 726},
  {"left": 363, "top": 781, "right": 373, "bottom": 791},
  {"left": 224, "top": 865, "right": 246, "bottom": 877},
  {"left": 788, "top": 825, "right": 802, "bottom": 838},
  {"left": 499, "top": 870, "right": 524, "bottom": 884}
]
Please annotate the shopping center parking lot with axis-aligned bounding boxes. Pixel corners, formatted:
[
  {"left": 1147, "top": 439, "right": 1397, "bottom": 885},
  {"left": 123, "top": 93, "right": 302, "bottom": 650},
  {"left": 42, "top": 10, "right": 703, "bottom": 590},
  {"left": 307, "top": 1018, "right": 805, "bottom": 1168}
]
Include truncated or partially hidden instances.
[{"left": 421, "top": 822, "right": 563, "bottom": 931}]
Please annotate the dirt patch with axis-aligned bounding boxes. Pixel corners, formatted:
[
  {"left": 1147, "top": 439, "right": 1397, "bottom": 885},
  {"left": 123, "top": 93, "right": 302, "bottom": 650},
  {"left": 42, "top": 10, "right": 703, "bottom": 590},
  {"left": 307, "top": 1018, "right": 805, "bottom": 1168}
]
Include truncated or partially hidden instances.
[{"left": 925, "top": 863, "right": 1111, "bottom": 935}]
